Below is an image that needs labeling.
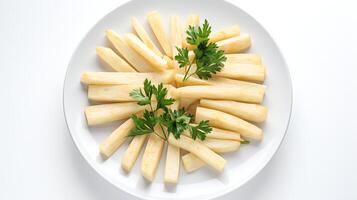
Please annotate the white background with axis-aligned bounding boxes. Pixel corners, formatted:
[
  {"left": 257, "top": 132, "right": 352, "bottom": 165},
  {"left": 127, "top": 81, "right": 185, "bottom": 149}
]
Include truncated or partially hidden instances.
[{"left": 0, "top": 0, "right": 356, "bottom": 199}]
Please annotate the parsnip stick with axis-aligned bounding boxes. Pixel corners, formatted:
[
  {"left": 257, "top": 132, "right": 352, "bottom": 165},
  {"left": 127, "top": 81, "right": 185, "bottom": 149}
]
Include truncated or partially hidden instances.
[
  {"left": 184, "top": 125, "right": 241, "bottom": 141},
  {"left": 164, "top": 144, "right": 180, "bottom": 184},
  {"left": 99, "top": 118, "right": 134, "bottom": 157},
  {"left": 225, "top": 54, "right": 262, "bottom": 65},
  {"left": 200, "top": 99, "right": 268, "bottom": 123},
  {"left": 168, "top": 134, "right": 226, "bottom": 172},
  {"left": 217, "top": 33, "right": 251, "bottom": 53},
  {"left": 170, "top": 15, "right": 182, "bottom": 69},
  {"left": 195, "top": 107, "right": 263, "bottom": 140},
  {"left": 182, "top": 14, "right": 199, "bottom": 49},
  {"left": 106, "top": 29, "right": 156, "bottom": 72},
  {"left": 177, "top": 85, "right": 264, "bottom": 104},
  {"left": 164, "top": 56, "right": 174, "bottom": 69},
  {"left": 141, "top": 128, "right": 165, "bottom": 181},
  {"left": 131, "top": 17, "right": 163, "bottom": 57},
  {"left": 85, "top": 102, "right": 146, "bottom": 125},
  {"left": 80, "top": 70, "right": 175, "bottom": 85},
  {"left": 147, "top": 11, "right": 172, "bottom": 57},
  {"left": 182, "top": 153, "right": 205, "bottom": 173},
  {"left": 209, "top": 25, "right": 240, "bottom": 43},
  {"left": 121, "top": 134, "right": 147, "bottom": 172},
  {"left": 175, "top": 74, "right": 266, "bottom": 94},
  {"left": 216, "top": 63, "right": 265, "bottom": 82},
  {"left": 202, "top": 138, "right": 240, "bottom": 153},
  {"left": 88, "top": 85, "right": 138, "bottom": 102},
  {"left": 125, "top": 33, "right": 167, "bottom": 71},
  {"left": 96, "top": 47, "right": 136, "bottom": 72}
]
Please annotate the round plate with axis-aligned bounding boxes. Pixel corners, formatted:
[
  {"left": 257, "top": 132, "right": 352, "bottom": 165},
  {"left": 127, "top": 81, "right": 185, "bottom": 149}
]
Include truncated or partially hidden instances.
[{"left": 63, "top": 0, "right": 292, "bottom": 199}]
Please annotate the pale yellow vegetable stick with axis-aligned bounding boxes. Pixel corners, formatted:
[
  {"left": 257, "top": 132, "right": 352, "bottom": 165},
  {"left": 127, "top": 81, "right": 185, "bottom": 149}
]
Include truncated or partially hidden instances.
[
  {"left": 182, "top": 153, "right": 205, "bottom": 173},
  {"left": 131, "top": 17, "right": 163, "bottom": 57},
  {"left": 164, "top": 100, "right": 180, "bottom": 184},
  {"left": 88, "top": 85, "right": 138, "bottom": 102},
  {"left": 106, "top": 29, "right": 156, "bottom": 72},
  {"left": 125, "top": 33, "right": 167, "bottom": 71},
  {"left": 200, "top": 99, "right": 268, "bottom": 123},
  {"left": 164, "top": 56, "right": 174, "bottom": 69},
  {"left": 147, "top": 11, "right": 172, "bottom": 57},
  {"left": 177, "top": 85, "right": 264, "bottom": 104},
  {"left": 185, "top": 125, "right": 241, "bottom": 141},
  {"left": 195, "top": 107, "right": 263, "bottom": 140},
  {"left": 121, "top": 134, "right": 148, "bottom": 172},
  {"left": 168, "top": 134, "right": 226, "bottom": 172},
  {"left": 203, "top": 138, "right": 240, "bottom": 153},
  {"left": 182, "top": 14, "right": 199, "bottom": 49},
  {"left": 85, "top": 102, "right": 146, "bottom": 126},
  {"left": 170, "top": 15, "right": 182, "bottom": 69},
  {"left": 99, "top": 118, "right": 134, "bottom": 158},
  {"left": 217, "top": 33, "right": 251, "bottom": 53},
  {"left": 216, "top": 63, "right": 265, "bottom": 82},
  {"left": 141, "top": 128, "right": 165, "bottom": 182},
  {"left": 80, "top": 70, "right": 176, "bottom": 85},
  {"left": 225, "top": 54, "right": 262, "bottom": 65},
  {"left": 209, "top": 25, "right": 240, "bottom": 43},
  {"left": 175, "top": 74, "right": 266, "bottom": 94},
  {"left": 96, "top": 47, "right": 136, "bottom": 72}
]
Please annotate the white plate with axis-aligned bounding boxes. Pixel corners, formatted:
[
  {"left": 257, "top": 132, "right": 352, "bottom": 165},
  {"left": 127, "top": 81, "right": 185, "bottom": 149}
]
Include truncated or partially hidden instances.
[{"left": 63, "top": 0, "right": 292, "bottom": 199}]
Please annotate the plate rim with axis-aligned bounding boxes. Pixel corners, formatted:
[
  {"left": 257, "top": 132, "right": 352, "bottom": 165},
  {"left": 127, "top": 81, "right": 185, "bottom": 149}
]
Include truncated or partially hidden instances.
[{"left": 62, "top": 0, "right": 293, "bottom": 199}]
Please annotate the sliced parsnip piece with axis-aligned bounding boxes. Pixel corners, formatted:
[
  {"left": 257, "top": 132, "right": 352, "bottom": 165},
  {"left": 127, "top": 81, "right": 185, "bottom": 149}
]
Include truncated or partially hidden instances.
[
  {"left": 203, "top": 138, "right": 240, "bottom": 153},
  {"left": 182, "top": 153, "right": 205, "bottom": 173},
  {"left": 164, "top": 144, "right": 180, "bottom": 184},
  {"left": 121, "top": 134, "right": 147, "bottom": 172},
  {"left": 141, "top": 130, "right": 165, "bottom": 181},
  {"left": 216, "top": 63, "right": 265, "bottom": 82},
  {"left": 85, "top": 102, "right": 146, "bottom": 125},
  {"left": 200, "top": 99, "right": 267, "bottom": 123},
  {"left": 225, "top": 54, "right": 262, "bottom": 65},
  {"left": 182, "top": 14, "right": 199, "bottom": 49},
  {"left": 209, "top": 25, "right": 240, "bottom": 43},
  {"left": 170, "top": 15, "right": 182, "bottom": 69},
  {"left": 80, "top": 70, "right": 175, "bottom": 85},
  {"left": 131, "top": 17, "right": 163, "bottom": 57},
  {"left": 217, "top": 34, "right": 251, "bottom": 53},
  {"left": 195, "top": 107, "right": 263, "bottom": 140},
  {"left": 88, "top": 85, "right": 138, "bottom": 102},
  {"left": 164, "top": 56, "right": 174, "bottom": 69},
  {"left": 106, "top": 29, "right": 156, "bottom": 72},
  {"left": 96, "top": 47, "right": 136, "bottom": 72},
  {"left": 125, "top": 33, "right": 167, "bottom": 71},
  {"left": 184, "top": 125, "right": 241, "bottom": 141},
  {"left": 175, "top": 74, "right": 266, "bottom": 94},
  {"left": 147, "top": 11, "right": 172, "bottom": 57},
  {"left": 168, "top": 134, "right": 226, "bottom": 172},
  {"left": 177, "top": 85, "right": 264, "bottom": 104},
  {"left": 99, "top": 118, "right": 134, "bottom": 157}
]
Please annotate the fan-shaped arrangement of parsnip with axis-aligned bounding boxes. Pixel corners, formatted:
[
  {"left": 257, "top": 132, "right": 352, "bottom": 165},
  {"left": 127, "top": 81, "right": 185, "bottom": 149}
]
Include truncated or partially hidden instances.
[{"left": 80, "top": 11, "right": 267, "bottom": 185}]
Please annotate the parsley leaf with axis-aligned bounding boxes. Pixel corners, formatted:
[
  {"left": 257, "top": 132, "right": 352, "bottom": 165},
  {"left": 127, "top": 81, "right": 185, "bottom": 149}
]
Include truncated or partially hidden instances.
[
  {"left": 189, "top": 120, "right": 212, "bottom": 140},
  {"left": 128, "top": 110, "right": 157, "bottom": 137},
  {"left": 175, "top": 47, "right": 190, "bottom": 68},
  {"left": 186, "top": 19, "right": 211, "bottom": 45},
  {"left": 153, "top": 83, "right": 175, "bottom": 110},
  {"left": 240, "top": 140, "right": 250, "bottom": 144}
]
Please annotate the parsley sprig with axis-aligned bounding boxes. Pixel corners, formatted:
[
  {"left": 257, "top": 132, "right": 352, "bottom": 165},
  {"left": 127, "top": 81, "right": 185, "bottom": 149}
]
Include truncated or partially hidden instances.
[
  {"left": 128, "top": 79, "right": 211, "bottom": 141},
  {"left": 175, "top": 19, "right": 227, "bottom": 81}
]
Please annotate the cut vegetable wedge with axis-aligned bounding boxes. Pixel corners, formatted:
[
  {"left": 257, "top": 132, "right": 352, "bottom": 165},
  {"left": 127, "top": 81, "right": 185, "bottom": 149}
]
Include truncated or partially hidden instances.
[
  {"left": 202, "top": 138, "right": 240, "bottom": 153},
  {"left": 217, "top": 33, "right": 251, "bottom": 53},
  {"left": 185, "top": 125, "right": 241, "bottom": 141},
  {"left": 170, "top": 15, "right": 182, "bottom": 68},
  {"left": 88, "top": 85, "right": 138, "bottom": 102},
  {"left": 164, "top": 144, "right": 180, "bottom": 184},
  {"left": 121, "top": 134, "right": 147, "bottom": 172},
  {"left": 106, "top": 29, "right": 156, "bottom": 72},
  {"left": 125, "top": 33, "right": 167, "bottom": 71},
  {"left": 182, "top": 153, "right": 205, "bottom": 173},
  {"left": 131, "top": 17, "right": 163, "bottom": 57},
  {"left": 225, "top": 54, "right": 262, "bottom": 65},
  {"left": 147, "top": 11, "right": 172, "bottom": 57},
  {"left": 177, "top": 85, "right": 264, "bottom": 104},
  {"left": 216, "top": 63, "right": 265, "bottom": 82},
  {"left": 96, "top": 47, "right": 136, "bottom": 72},
  {"left": 168, "top": 134, "right": 226, "bottom": 172},
  {"left": 80, "top": 70, "right": 175, "bottom": 85},
  {"left": 209, "top": 25, "right": 240, "bottom": 43},
  {"left": 195, "top": 107, "right": 263, "bottom": 140},
  {"left": 85, "top": 102, "right": 146, "bottom": 125},
  {"left": 99, "top": 118, "right": 134, "bottom": 157},
  {"left": 200, "top": 99, "right": 267, "bottom": 123}
]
